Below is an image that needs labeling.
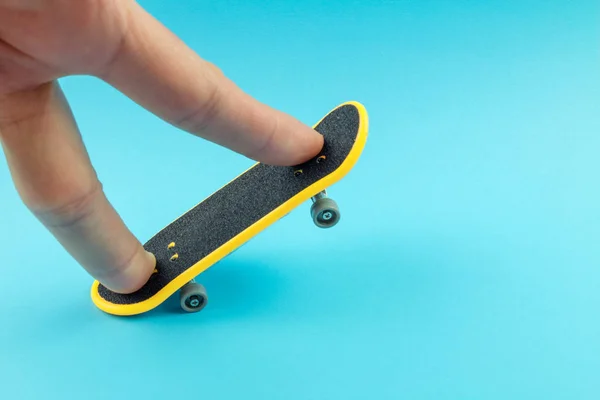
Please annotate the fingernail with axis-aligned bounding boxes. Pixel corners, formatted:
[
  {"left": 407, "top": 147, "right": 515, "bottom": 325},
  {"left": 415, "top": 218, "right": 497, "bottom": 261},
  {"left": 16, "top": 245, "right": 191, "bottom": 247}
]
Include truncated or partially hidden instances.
[{"left": 145, "top": 251, "right": 156, "bottom": 268}]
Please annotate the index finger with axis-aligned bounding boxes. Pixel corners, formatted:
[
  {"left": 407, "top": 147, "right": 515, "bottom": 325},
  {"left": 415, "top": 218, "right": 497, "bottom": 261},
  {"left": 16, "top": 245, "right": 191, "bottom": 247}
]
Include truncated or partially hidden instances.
[{"left": 98, "top": 2, "right": 323, "bottom": 166}]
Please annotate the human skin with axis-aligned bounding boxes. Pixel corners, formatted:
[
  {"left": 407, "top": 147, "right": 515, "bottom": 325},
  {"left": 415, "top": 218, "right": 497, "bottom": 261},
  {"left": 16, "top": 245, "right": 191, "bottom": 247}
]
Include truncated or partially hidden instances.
[{"left": 0, "top": 0, "right": 323, "bottom": 294}]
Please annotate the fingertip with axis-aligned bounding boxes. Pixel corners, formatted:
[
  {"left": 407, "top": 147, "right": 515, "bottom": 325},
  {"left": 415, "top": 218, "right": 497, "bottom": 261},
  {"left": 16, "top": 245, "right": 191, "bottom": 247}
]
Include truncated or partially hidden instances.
[
  {"left": 144, "top": 250, "right": 157, "bottom": 273},
  {"left": 103, "top": 248, "right": 156, "bottom": 294},
  {"left": 280, "top": 127, "right": 324, "bottom": 166},
  {"left": 296, "top": 127, "right": 325, "bottom": 164},
  {"left": 253, "top": 113, "right": 325, "bottom": 166},
  {"left": 127, "top": 250, "right": 156, "bottom": 293}
]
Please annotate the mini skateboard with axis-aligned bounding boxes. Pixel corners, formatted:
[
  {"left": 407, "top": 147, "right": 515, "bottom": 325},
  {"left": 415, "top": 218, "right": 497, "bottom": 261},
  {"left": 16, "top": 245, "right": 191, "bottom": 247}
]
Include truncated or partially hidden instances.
[{"left": 91, "top": 101, "right": 369, "bottom": 316}]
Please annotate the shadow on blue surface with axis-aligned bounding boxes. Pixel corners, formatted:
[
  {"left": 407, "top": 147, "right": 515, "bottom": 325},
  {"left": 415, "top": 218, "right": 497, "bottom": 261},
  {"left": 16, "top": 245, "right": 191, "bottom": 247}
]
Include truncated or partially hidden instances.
[{"left": 107, "top": 256, "right": 290, "bottom": 321}]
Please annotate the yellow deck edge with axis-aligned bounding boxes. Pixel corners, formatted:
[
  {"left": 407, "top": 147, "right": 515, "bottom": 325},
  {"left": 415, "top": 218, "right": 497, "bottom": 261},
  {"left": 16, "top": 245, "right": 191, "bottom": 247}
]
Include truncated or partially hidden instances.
[{"left": 91, "top": 101, "right": 369, "bottom": 316}]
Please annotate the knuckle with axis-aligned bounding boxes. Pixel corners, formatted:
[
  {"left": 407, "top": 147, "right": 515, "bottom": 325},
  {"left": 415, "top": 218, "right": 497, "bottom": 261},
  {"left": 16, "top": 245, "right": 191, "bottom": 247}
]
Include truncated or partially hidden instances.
[
  {"left": 0, "top": 86, "right": 50, "bottom": 130},
  {"left": 203, "top": 60, "right": 225, "bottom": 78},
  {"left": 31, "top": 182, "right": 103, "bottom": 229},
  {"left": 247, "top": 114, "right": 280, "bottom": 161},
  {"left": 175, "top": 82, "right": 223, "bottom": 133}
]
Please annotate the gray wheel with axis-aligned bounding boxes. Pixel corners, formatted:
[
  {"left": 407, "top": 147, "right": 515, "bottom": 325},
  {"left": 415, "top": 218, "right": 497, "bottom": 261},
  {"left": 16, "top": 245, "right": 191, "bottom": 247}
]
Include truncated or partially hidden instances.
[
  {"left": 310, "top": 197, "right": 340, "bottom": 228},
  {"left": 179, "top": 282, "right": 208, "bottom": 313}
]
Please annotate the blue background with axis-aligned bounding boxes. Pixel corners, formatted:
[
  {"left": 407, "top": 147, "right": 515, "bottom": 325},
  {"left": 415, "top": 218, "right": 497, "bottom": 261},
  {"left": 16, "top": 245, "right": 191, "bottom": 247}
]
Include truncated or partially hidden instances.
[{"left": 1, "top": 0, "right": 599, "bottom": 398}]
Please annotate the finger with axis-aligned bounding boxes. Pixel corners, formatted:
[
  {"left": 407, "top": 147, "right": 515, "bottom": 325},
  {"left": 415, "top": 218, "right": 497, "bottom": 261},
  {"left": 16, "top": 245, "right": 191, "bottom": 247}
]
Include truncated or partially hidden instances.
[
  {"left": 98, "top": 1, "right": 323, "bottom": 166},
  {"left": 0, "top": 81, "right": 155, "bottom": 293},
  {"left": 0, "top": 0, "right": 44, "bottom": 11}
]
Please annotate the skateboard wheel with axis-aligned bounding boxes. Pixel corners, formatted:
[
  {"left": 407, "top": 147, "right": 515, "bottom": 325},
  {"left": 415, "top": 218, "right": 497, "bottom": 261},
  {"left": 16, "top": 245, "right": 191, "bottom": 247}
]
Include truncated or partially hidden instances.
[
  {"left": 310, "top": 197, "right": 340, "bottom": 228},
  {"left": 179, "top": 282, "right": 208, "bottom": 313}
]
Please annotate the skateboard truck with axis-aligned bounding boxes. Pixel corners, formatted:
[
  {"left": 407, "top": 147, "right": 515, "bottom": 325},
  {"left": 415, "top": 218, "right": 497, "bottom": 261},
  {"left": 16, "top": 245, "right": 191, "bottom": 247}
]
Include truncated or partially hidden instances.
[
  {"left": 179, "top": 278, "right": 208, "bottom": 313},
  {"left": 310, "top": 190, "right": 340, "bottom": 228},
  {"left": 178, "top": 190, "right": 340, "bottom": 313},
  {"left": 177, "top": 190, "right": 341, "bottom": 313}
]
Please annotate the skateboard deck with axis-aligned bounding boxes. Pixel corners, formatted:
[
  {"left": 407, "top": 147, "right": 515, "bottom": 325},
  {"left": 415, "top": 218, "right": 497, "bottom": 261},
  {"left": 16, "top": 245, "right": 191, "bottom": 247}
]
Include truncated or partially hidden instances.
[{"left": 91, "top": 101, "right": 369, "bottom": 316}]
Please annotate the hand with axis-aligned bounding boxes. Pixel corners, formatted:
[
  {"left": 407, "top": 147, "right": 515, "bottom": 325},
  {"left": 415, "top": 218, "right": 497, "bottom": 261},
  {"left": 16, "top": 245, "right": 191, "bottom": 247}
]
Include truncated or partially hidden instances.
[{"left": 0, "top": 0, "right": 323, "bottom": 294}]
